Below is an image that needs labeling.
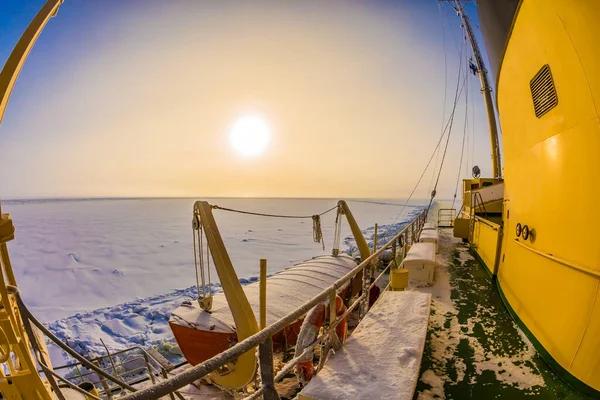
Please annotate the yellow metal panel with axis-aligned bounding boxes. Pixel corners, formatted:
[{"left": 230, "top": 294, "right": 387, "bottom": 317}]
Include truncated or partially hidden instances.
[
  {"left": 497, "top": 0, "right": 600, "bottom": 391},
  {"left": 453, "top": 217, "right": 470, "bottom": 239},
  {"left": 550, "top": 0, "right": 600, "bottom": 117},
  {"left": 499, "top": 240, "right": 596, "bottom": 368},
  {"left": 471, "top": 220, "right": 499, "bottom": 274}
]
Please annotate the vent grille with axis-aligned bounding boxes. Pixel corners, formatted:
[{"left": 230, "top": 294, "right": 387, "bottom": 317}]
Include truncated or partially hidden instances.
[{"left": 530, "top": 64, "right": 558, "bottom": 118}]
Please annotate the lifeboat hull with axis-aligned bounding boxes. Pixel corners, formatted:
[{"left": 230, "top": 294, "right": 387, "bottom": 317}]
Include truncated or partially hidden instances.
[{"left": 169, "top": 254, "right": 359, "bottom": 366}]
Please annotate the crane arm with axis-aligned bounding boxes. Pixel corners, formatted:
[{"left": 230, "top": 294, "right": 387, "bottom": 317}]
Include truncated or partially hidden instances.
[
  {"left": 337, "top": 200, "right": 370, "bottom": 261},
  {"left": 0, "top": 0, "right": 63, "bottom": 126},
  {"left": 193, "top": 201, "right": 259, "bottom": 389}
]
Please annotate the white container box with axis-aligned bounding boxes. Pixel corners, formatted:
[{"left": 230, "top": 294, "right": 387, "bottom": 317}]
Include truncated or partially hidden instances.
[
  {"left": 400, "top": 242, "right": 437, "bottom": 284},
  {"left": 422, "top": 222, "right": 436, "bottom": 230},
  {"left": 419, "top": 229, "right": 440, "bottom": 253}
]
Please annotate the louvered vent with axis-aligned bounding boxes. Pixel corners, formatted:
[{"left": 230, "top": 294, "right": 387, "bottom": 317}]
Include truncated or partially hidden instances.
[{"left": 530, "top": 64, "right": 558, "bottom": 118}]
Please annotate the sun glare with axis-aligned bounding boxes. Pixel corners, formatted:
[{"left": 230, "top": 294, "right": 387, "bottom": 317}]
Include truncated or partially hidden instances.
[{"left": 229, "top": 115, "right": 271, "bottom": 157}]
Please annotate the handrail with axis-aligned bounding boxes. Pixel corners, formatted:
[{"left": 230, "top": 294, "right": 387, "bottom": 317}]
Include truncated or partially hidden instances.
[
  {"left": 121, "top": 209, "right": 427, "bottom": 400},
  {"left": 513, "top": 239, "right": 600, "bottom": 279},
  {"left": 7, "top": 285, "right": 138, "bottom": 393},
  {"left": 437, "top": 208, "right": 456, "bottom": 227},
  {"left": 473, "top": 215, "right": 500, "bottom": 231}
]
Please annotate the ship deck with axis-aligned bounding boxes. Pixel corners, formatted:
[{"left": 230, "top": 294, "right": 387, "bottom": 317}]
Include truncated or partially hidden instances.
[
  {"left": 134, "top": 227, "right": 591, "bottom": 399},
  {"left": 414, "top": 228, "right": 589, "bottom": 399}
]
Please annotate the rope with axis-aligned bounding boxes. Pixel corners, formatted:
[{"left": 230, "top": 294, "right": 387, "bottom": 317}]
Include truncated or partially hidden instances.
[
  {"left": 332, "top": 207, "right": 343, "bottom": 256},
  {"left": 211, "top": 204, "right": 337, "bottom": 219},
  {"left": 206, "top": 227, "right": 212, "bottom": 296},
  {"left": 192, "top": 226, "right": 201, "bottom": 299},
  {"left": 427, "top": 26, "right": 467, "bottom": 212},
  {"left": 212, "top": 203, "right": 333, "bottom": 251},
  {"left": 380, "top": 61, "right": 465, "bottom": 241},
  {"left": 428, "top": 2, "right": 448, "bottom": 198},
  {"left": 197, "top": 227, "right": 207, "bottom": 299},
  {"left": 452, "top": 27, "right": 471, "bottom": 211},
  {"left": 381, "top": 4, "right": 467, "bottom": 241},
  {"left": 470, "top": 69, "right": 476, "bottom": 175},
  {"left": 312, "top": 215, "right": 325, "bottom": 250}
]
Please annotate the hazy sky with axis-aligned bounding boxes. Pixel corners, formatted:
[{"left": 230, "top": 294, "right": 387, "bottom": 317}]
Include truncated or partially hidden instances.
[{"left": 0, "top": 0, "right": 495, "bottom": 199}]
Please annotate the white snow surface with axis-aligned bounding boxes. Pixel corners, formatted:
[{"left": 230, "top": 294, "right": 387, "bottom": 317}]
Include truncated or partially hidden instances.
[
  {"left": 301, "top": 291, "right": 431, "bottom": 400},
  {"left": 2, "top": 198, "right": 426, "bottom": 364}
]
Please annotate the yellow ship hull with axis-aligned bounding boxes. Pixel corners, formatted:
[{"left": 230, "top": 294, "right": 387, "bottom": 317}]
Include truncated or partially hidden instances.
[{"left": 471, "top": 0, "right": 600, "bottom": 395}]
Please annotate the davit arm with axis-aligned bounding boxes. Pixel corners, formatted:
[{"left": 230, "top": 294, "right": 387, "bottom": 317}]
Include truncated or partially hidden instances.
[
  {"left": 193, "top": 201, "right": 259, "bottom": 389},
  {"left": 336, "top": 200, "right": 371, "bottom": 261}
]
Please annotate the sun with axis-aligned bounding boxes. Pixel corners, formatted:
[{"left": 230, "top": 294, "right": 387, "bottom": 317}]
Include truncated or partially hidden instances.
[{"left": 229, "top": 115, "right": 271, "bottom": 157}]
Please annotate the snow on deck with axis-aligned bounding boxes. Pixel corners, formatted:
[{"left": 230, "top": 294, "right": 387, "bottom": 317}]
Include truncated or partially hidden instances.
[
  {"left": 300, "top": 291, "right": 431, "bottom": 400},
  {"left": 412, "top": 227, "right": 564, "bottom": 399}
]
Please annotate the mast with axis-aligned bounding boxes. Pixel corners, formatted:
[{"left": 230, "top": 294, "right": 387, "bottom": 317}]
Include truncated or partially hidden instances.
[{"left": 451, "top": 0, "right": 503, "bottom": 179}]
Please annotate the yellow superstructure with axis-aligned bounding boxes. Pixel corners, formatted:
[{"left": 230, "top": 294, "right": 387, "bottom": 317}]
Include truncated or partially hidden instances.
[{"left": 468, "top": 0, "right": 600, "bottom": 395}]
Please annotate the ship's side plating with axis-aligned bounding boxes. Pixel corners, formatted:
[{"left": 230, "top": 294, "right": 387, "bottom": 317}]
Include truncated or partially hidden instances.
[{"left": 475, "top": 0, "right": 600, "bottom": 394}]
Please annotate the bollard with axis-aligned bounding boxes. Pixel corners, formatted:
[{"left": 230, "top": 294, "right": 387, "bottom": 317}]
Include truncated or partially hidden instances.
[
  {"left": 78, "top": 382, "right": 100, "bottom": 399},
  {"left": 390, "top": 269, "right": 409, "bottom": 291}
]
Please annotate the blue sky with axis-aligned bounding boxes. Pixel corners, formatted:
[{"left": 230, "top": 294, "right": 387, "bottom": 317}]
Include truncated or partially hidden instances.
[{"left": 0, "top": 0, "right": 495, "bottom": 199}]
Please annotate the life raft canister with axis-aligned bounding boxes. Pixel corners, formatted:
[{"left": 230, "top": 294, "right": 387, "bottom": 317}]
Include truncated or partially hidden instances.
[{"left": 294, "top": 295, "right": 347, "bottom": 385}]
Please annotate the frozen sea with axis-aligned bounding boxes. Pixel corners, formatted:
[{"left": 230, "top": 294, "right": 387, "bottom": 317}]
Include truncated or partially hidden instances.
[{"left": 2, "top": 198, "right": 428, "bottom": 363}]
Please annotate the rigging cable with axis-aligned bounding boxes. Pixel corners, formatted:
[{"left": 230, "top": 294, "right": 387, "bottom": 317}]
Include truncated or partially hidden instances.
[
  {"left": 211, "top": 204, "right": 337, "bottom": 219},
  {"left": 381, "top": 74, "right": 466, "bottom": 241},
  {"left": 452, "top": 24, "right": 471, "bottom": 211},
  {"left": 427, "top": 25, "right": 467, "bottom": 212},
  {"left": 428, "top": 2, "right": 449, "bottom": 198},
  {"left": 471, "top": 66, "right": 476, "bottom": 175},
  {"left": 212, "top": 203, "right": 337, "bottom": 247},
  {"left": 381, "top": 8, "right": 467, "bottom": 242}
]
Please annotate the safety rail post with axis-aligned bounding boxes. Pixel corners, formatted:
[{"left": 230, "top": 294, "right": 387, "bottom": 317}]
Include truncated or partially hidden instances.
[
  {"left": 360, "top": 252, "right": 370, "bottom": 318},
  {"left": 140, "top": 353, "right": 156, "bottom": 385},
  {"left": 260, "top": 259, "right": 267, "bottom": 330},
  {"left": 372, "top": 223, "right": 378, "bottom": 275},
  {"left": 391, "top": 240, "right": 397, "bottom": 269},
  {"left": 74, "top": 364, "right": 85, "bottom": 385},
  {"left": 93, "top": 360, "right": 112, "bottom": 399},
  {"left": 373, "top": 223, "right": 378, "bottom": 254},
  {"left": 258, "top": 259, "right": 279, "bottom": 400}
]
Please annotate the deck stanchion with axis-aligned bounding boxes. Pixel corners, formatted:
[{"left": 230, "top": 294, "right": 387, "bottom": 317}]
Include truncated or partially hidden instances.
[
  {"left": 260, "top": 259, "right": 267, "bottom": 330},
  {"left": 392, "top": 240, "right": 397, "bottom": 269},
  {"left": 93, "top": 360, "right": 112, "bottom": 399},
  {"left": 258, "top": 259, "right": 280, "bottom": 400},
  {"left": 373, "top": 223, "right": 378, "bottom": 254},
  {"left": 360, "top": 221, "right": 375, "bottom": 318},
  {"left": 373, "top": 223, "right": 379, "bottom": 271}
]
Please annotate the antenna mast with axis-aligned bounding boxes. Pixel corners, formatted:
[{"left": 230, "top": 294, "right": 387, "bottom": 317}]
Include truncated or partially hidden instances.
[{"left": 447, "top": 0, "right": 502, "bottom": 179}]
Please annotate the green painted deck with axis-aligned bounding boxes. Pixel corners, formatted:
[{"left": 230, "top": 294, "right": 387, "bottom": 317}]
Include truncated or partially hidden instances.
[{"left": 414, "top": 229, "right": 590, "bottom": 399}]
